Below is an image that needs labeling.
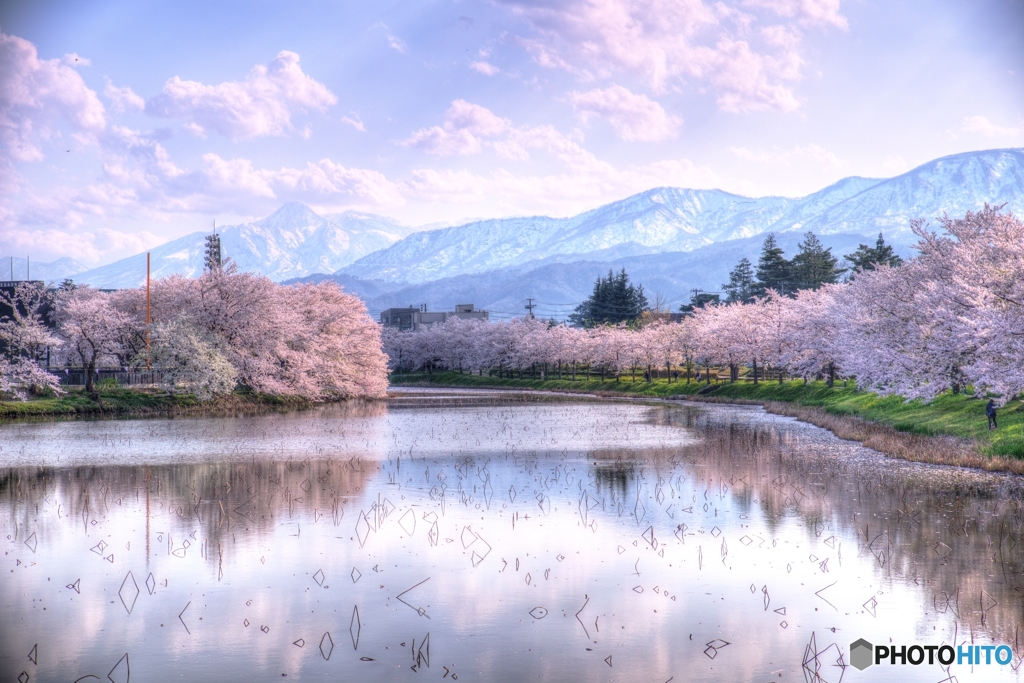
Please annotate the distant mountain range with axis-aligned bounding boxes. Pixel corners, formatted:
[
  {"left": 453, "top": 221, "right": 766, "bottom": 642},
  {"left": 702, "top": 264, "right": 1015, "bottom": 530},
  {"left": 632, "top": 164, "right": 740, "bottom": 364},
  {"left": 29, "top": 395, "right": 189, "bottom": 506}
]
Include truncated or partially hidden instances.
[
  {"left": 0, "top": 256, "right": 88, "bottom": 283},
  {"left": 60, "top": 147, "right": 1024, "bottom": 317},
  {"left": 71, "top": 204, "right": 419, "bottom": 289}
]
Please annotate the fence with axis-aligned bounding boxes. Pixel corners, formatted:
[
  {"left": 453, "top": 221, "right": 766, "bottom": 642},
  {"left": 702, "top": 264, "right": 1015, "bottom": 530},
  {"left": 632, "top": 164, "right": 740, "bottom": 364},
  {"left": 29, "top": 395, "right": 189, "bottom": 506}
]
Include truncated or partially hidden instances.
[{"left": 54, "top": 368, "right": 165, "bottom": 387}]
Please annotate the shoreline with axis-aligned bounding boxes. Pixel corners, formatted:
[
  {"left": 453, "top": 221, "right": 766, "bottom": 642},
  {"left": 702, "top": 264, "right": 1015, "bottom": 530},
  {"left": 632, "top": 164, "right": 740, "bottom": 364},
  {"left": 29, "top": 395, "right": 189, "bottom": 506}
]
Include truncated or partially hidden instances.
[
  {"left": 4, "top": 376, "right": 1021, "bottom": 475},
  {"left": 390, "top": 372, "right": 1024, "bottom": 475},
  {"left": 0, "top": 388, "right": 326, "bottom": 420}
]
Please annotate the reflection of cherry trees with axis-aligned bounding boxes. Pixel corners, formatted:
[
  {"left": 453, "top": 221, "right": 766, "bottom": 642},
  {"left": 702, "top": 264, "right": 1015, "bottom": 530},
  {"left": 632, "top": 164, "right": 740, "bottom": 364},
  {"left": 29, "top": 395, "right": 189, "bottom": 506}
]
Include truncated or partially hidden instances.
[
  {"left": 46, "top": 266, "right": 388, "bottom": 400},
  {"left": 388, "top": 207, "right": 1024, "bottom": 403}
]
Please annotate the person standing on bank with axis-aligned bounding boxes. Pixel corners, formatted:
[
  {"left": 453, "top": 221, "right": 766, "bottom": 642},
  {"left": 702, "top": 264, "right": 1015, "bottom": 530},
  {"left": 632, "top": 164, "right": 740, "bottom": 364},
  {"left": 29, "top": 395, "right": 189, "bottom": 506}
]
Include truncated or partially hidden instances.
[{"left": 986, "top": 399, "right": 998, "bottom": 430}]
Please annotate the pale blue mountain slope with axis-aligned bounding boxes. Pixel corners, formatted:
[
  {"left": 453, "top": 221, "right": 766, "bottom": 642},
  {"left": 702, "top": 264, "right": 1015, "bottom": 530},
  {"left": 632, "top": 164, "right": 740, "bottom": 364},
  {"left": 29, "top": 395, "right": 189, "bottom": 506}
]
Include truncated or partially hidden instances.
[
  {"left": 294, "top": 231, "right": 897, "bottom": 320},
  {"left": 74, "top": 203, "right": 416, "bottom": 288},
  {"left": 72, "top": 148, "right": 1023, "bottom": 290},
  {"left": 338, "top": 149, "right": 1023, "bottom": 285}
]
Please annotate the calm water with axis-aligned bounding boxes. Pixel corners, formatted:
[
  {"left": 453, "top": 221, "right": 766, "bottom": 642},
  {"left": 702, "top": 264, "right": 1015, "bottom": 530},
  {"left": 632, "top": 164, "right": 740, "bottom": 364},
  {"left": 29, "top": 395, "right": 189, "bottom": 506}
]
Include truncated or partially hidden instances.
[{"left": 3, "top": 389, "right": 1024, "bottom": 682}]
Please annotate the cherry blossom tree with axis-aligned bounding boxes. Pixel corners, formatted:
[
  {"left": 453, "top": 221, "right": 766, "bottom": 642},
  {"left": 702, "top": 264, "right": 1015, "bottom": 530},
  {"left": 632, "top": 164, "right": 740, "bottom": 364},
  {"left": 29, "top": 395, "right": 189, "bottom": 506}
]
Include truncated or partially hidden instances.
[
  {"left": 149, "top": 319, "right": 238, "bottom": 400},
  {"left": 53, "top": 286, "right": 133, "bottom": 395},
  {"left": 0, "top": 282, "right": 62, "bottom": 398}
]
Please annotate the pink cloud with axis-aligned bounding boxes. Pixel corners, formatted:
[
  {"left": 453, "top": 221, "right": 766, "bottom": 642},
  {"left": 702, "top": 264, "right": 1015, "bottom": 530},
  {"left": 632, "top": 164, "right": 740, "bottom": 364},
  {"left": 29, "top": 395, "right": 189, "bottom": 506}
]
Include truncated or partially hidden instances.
[
  {"left": 399, "top": 100, "right": 511, "bottom": 156},
  {"left": 104, "top": 81, "right": 146, "bottom": 113},
  {"left": 495, "top": 0, "right": 846, "bottom": 112},
  {"left": 570, "top": 84, "right": 681, "bottom": 141},
  {"left": 145, "top": 51, "right": 337, "bottom": 141},
  {"left": 470, "top": 61, "right": 501, "bottom": 76},
  {"left": 0, "top": 32, "right": 106, "bottom": 162}
]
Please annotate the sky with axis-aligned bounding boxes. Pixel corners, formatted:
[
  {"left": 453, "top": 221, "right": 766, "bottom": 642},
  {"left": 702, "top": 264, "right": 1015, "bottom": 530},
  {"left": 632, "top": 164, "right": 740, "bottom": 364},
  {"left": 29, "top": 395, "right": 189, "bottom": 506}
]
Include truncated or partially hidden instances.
[{"left": 1, "top": 0, "right": 1023, "bottom": 267}]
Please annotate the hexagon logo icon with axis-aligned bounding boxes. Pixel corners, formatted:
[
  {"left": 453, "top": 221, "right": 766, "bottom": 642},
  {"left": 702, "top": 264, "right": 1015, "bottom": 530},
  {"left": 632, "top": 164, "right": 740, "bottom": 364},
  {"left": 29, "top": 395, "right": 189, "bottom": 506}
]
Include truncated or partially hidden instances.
[{"left": 850, "top": 638, "right": 874, "bottom": 671}]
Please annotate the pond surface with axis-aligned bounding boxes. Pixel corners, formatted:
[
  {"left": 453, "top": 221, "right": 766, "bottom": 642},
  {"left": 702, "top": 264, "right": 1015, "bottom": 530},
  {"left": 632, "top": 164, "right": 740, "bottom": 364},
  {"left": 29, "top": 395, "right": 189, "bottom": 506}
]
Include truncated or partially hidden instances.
[{"left": 3, "top": 389, "right": 1024, "bottom": 682}]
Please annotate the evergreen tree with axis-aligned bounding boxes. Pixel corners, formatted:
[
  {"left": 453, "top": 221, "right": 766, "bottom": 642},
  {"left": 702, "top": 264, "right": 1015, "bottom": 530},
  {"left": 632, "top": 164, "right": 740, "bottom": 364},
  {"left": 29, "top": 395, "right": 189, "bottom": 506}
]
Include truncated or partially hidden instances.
[
  {"left": 844, "top": 232, "right": 903, "bottom": 278},
  {"left": 722, "top": 257, "right": 756, "bottom": 303},
  {"left": 790, "top": 232, "right": 845, "bottom": 291},
  {"left": 678, "top": 292, "right": 719, "bottom": 315},
  {"left": 569, "top": 268, "right": 649, "bottom": 327},
  {"left": 754, "top": 233, "right": 791, "bottom": 296}
]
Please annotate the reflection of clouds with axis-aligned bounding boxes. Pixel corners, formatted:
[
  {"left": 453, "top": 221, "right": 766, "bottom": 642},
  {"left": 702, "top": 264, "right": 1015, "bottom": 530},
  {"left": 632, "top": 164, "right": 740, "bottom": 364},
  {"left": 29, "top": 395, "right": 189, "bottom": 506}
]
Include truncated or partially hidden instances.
[
  {"left": 0, "top": 400, "right": 388, "bottom": 468},
  {"left": 3, "top": 399, "right": 1024, "bottom": 681}
]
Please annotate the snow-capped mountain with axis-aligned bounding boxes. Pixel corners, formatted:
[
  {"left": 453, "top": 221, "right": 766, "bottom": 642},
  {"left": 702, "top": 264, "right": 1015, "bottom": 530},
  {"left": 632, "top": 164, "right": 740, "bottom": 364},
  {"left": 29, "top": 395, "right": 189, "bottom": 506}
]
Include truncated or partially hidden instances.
[
  {"left": 72, "top": 148, "right": 1023, "bottom": 292},
  {"left": 293, "top": 230, "right": 885, "bottom": 320},
  {"left": 74, "top": 203, "right": 418, "bottom": 288},
  {"left": 339, "top": 148, "right": 1024, "bottom": 284}
]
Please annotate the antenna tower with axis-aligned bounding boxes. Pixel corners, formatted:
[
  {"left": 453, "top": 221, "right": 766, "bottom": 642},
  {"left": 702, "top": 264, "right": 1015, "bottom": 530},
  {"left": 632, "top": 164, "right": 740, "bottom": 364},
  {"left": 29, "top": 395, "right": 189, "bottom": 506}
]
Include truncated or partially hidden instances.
[{"left": 204, "top": 219, "right": 222, "bottom": 273}]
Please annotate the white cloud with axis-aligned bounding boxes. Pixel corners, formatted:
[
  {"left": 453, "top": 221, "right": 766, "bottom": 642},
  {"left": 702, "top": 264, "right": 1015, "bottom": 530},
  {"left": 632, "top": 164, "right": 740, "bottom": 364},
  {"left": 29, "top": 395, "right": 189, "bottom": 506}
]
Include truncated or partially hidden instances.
[
  {"left": 61, "top": 53, "right": 92, "bottom": 67},
  {"left": 742, "top": 0, "right": 848, "bottom": 29},
  {"left": 495, "top": 0, "right": 845, "bottom": 111},
  {"left": 400, "top": 153, "right": 719, "bottom": 218},
  {"left": 470, "top": 61, "right": 501, "bottom": 76},
  {"left": 145, "top": 50, "right": 337, "bottom": 141},
  {"left": 0, "top": 32, "right": 106, "bottom": 162},
  {"left": 388, "top": 35, "right": 408, "bottom": 53},
  {"left": 0, "top": 224, "right": 165, "bottom": 266},
  {"left": 341, "top": 115, "right": 366, "bottom": 132},
  {"left": 104, "top": 80, "right": 146, "bottom": 112},
  {"left": 399, "top": 100, "right": 511, "bottom": 156},
  {"left": 397, "top": 101, "right": 717, "bottom": 216},
  {"left": 962, "top": 115, "right": 1024, "bottom": 138},
  {"left": 370, "top": 23, "right": 409, "bottom": 54},
  {"left": 570, "top": 84, "right": 681, "bottom": 141}
]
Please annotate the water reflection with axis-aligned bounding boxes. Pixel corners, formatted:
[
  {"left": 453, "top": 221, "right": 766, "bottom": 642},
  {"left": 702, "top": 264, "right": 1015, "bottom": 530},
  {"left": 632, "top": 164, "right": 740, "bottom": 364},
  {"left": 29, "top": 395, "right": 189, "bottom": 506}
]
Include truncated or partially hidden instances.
[{"left": 2, "top": 396, "right": 1024, "bottom": 682}]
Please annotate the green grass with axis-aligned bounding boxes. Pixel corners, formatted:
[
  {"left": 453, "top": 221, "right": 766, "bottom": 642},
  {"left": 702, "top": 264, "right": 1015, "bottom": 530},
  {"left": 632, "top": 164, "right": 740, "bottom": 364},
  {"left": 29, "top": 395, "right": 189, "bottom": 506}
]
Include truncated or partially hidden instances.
[
  {"left": 390, "top": 371, "right": 1024, "bottom": 458},
  {"left": 0, "top": 387, "right": 311, "bottom": 418}
]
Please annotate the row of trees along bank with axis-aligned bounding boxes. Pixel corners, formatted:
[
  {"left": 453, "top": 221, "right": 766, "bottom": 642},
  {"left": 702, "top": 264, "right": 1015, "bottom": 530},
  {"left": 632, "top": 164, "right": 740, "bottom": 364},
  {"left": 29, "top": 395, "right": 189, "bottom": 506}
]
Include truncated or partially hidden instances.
[
  {"left": 384, "top": 206, "right": 1024, "bottom": 405},
  {"left": 0, "top": 264, "right": 388, "bottom": 401}
]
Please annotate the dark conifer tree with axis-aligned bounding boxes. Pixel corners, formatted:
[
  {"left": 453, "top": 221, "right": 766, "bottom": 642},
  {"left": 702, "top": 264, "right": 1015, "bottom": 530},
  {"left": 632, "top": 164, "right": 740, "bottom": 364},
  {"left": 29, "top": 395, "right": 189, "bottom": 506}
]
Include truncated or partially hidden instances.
[
  {"left": 569, "top": 268, "right": 649, "bottom": 327},
  {"left": 722, "top": 257, "right": 756, "bottom": 303},
  {"left": 754, "top": 233, "right": 791, "bottom": 296},
  {"left": 844, "top": 233, "right": 903, "bottom": 279},
  {"left": 790, "top": 232, "right": 845, "bottom": 291}
]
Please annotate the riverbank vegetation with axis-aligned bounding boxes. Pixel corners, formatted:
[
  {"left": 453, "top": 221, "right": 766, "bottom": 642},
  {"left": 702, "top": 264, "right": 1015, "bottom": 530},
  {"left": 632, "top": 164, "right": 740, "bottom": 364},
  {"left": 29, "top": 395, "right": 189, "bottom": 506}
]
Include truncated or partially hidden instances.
[
  {"left": 391, "top": 370, "right": 1024, "bottom": 464},
  {"left": 0, "top": 384, "right": 314, "bottom": 418}
]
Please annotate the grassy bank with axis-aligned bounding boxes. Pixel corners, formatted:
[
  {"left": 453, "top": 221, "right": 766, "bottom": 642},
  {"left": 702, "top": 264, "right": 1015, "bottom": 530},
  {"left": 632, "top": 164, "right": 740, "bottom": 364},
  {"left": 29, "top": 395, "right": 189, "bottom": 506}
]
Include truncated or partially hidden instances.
[
  {"left": 390, "top": 371, "right": 1024, "bottom": 461},
  {"left": 0, "top": 387, "right": 313, "bottom": 419}
]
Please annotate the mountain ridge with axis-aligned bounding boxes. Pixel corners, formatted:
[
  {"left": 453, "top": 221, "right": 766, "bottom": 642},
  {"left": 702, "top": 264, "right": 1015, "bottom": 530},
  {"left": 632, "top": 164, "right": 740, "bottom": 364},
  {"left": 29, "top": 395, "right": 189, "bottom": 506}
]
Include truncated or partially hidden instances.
[
  {"left": 69, "top": 147, "right": 1024, "bottom": 293},
  {"left": 337, "top": 148, "right": 1024, "bottom": 284}
]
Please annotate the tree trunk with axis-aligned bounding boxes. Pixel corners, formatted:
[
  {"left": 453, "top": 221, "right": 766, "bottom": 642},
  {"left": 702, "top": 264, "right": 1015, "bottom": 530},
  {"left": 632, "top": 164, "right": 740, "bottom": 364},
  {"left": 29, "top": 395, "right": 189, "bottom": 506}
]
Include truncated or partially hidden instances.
[
  {"left": 666, "top": 362, "right": 671, "bottom": 383},
  {"left": 827, "top": 362, "right": 835, "bottom": 388},
  {"left": 84, "top": 361, "right": 96, "bottom": 395},
  {"left": 752, "top": 359, "right": 758, "bottom": 386}
]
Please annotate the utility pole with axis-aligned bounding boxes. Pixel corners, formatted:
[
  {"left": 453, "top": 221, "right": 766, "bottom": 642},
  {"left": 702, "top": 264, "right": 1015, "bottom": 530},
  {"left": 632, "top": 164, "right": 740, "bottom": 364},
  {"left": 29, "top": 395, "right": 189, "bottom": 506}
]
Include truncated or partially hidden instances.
[
  {"left": 524, "top": 298, "right": 536, "bottom": 319},
  {"left": 146, "top": 252, "right": 151, "bottom": 370}
]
